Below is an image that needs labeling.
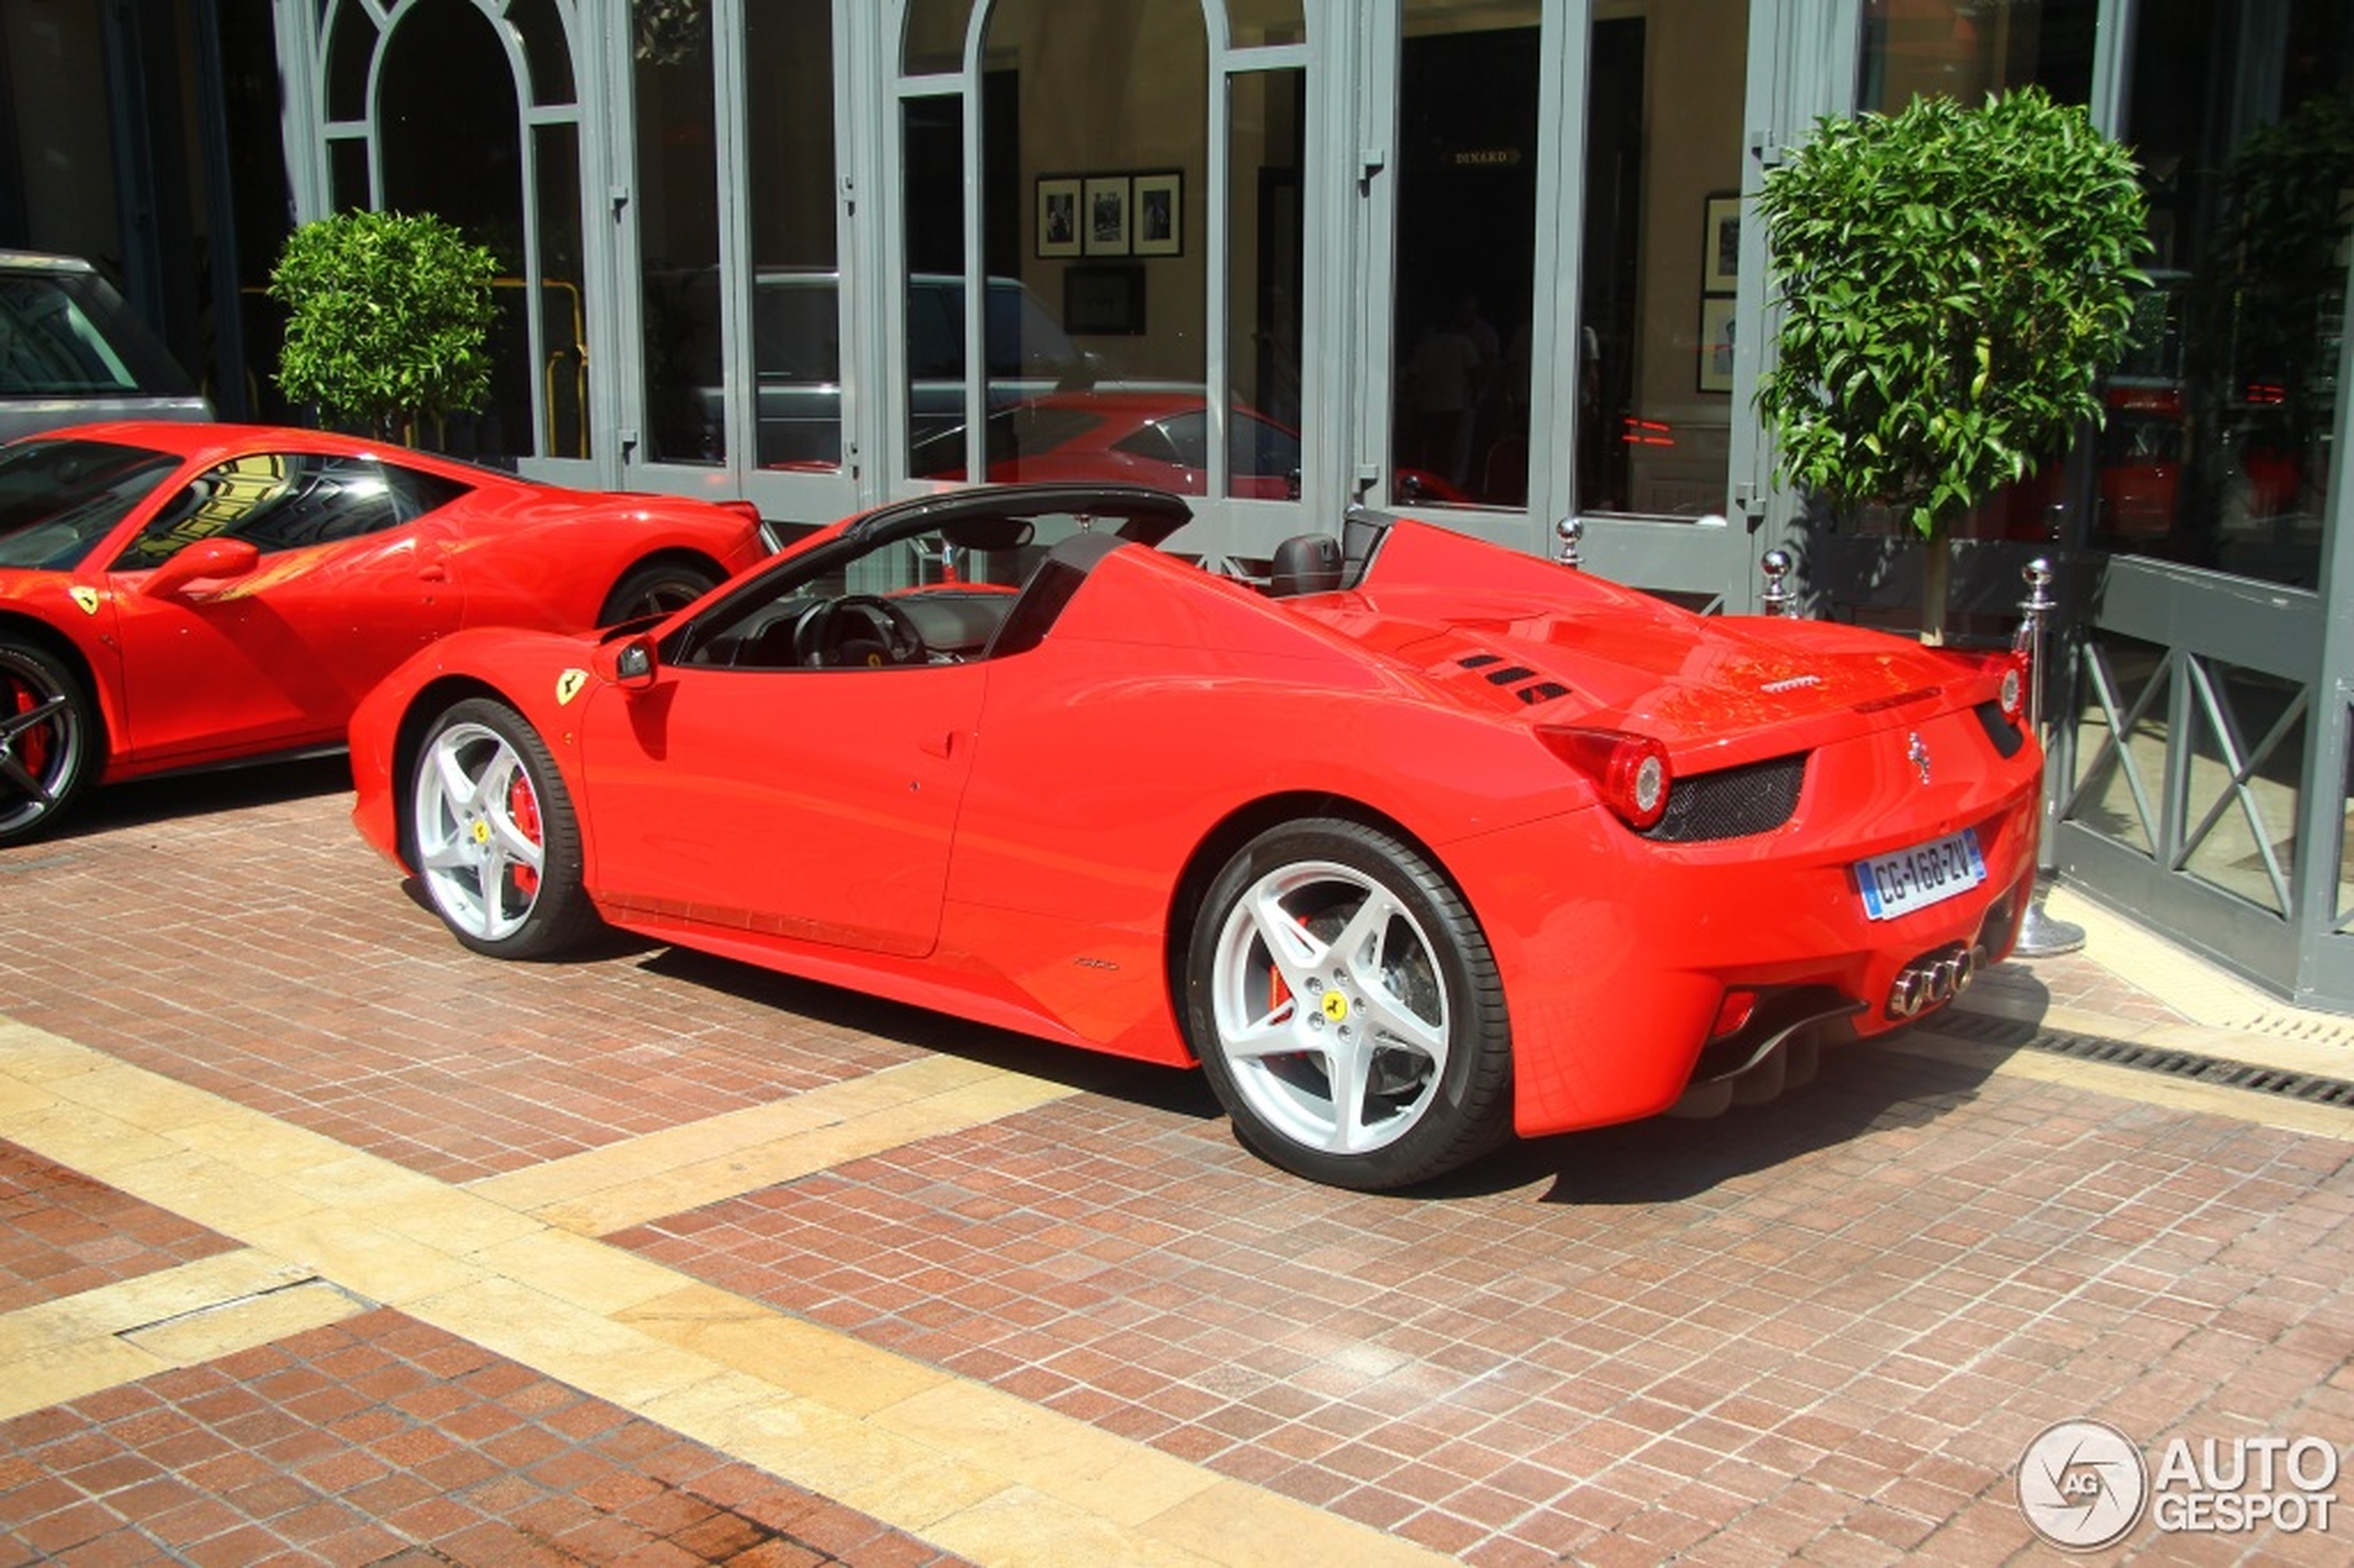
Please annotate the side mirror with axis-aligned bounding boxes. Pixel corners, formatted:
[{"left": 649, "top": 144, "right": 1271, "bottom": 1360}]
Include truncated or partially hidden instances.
[
  {"left": 597, "top": 634, "right": 659, "bottom": 689},
  {"left": 140, "top": 537, "right": 260, "bottom": 597}
]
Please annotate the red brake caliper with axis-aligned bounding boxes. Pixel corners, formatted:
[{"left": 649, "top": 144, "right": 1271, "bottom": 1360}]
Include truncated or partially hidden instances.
[
  {"left": 5, "top": 677, "right": 49, "bottom": 778},
  {"left": 505, "top": 775, "right": 543, "bottom": 898}
]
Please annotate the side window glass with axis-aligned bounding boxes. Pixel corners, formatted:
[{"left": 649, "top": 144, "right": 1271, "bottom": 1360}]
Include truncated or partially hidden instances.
[{"left": 115, "top": 453, "right": 456, "bottom": 568}]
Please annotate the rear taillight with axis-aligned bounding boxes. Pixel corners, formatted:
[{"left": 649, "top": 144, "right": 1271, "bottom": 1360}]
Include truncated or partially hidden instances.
[
  {"left": 1539, "top": 727, "right": 1672, "bottom": 830},
  {"left": 1996, "top": 649, "right": 2028, "bottom": 724}
]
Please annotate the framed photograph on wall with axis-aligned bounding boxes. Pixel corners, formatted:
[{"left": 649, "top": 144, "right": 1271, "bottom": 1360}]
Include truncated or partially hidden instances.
[
  {"left": 1083, "top": 176, "right": 1131, "bottom": 256},
  {"left": 1132, "top": 171, "right": 1183, "bottom": 256},
  {"left": 1702, "top": 193, "right": 1741, "bottom": 293},
  {"left": 1066, "top": 264, "right": 1146, "bottom": 335},
  {"left": 1036, "top": 176, "right": 1082, "bottom": 258},
  {"left": 1697, "top": 296, "right": 1739, "bottom": 394}
]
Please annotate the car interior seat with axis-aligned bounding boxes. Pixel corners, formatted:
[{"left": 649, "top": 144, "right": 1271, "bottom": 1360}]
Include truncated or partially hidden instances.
[{"left": 1267, "top": 532, "right": 1343, "bottom": 596}]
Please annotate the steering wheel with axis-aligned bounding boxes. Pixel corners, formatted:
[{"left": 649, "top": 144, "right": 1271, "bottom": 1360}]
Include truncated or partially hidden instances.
[{"left": 792, "top": 593, "right": 927, "bottom": 667}]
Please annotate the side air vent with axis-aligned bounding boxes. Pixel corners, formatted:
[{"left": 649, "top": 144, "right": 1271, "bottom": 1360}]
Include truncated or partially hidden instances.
[{"left": 1642, "top": 753, "right": 1807, "bottom": 843}]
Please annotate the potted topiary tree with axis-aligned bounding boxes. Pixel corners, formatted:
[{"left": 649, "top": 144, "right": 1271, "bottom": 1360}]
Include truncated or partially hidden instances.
[
  {"left": 1754, "top": 87, "right": 2149, "bottom": 642},
  {"left": 269, "top": 209, "right": 501, "bottom": 444}
]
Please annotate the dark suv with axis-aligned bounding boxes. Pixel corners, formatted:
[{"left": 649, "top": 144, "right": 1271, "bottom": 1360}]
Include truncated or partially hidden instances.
[{"left": 0, "top": 251, "right": 211, "bottom": 440}]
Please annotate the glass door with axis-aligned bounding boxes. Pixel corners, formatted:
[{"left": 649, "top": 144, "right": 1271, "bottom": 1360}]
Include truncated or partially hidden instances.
[
  {"left": 1366, "top": 0, "right": 1776, "bottom": 610},
  {"left": 881, "top": 0, "right": 1314, "bottom": 564},
  {"left": 613, "top": 0, "right": 860, "bottom": 523}
]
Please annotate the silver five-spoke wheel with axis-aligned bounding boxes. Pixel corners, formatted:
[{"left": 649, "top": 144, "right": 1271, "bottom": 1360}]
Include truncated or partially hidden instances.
[
  {"left": 410, "top": 698, "right": 596, "bottom": 958},
  {"left": 1188, "top": 819, "right": 1511, "bottom": 1189},
  {"left": 1209, "top": 858, "right": 1450, "bottom": 1156}
]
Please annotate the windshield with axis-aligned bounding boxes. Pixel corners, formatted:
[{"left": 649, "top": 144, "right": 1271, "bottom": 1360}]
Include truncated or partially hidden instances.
[{"left": 0, "top": 437, "right": 182, "bottom": 570}]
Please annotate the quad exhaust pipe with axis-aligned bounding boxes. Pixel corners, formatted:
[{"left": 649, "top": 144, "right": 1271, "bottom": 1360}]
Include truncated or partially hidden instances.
[{"left": 1887, "top": 943, "right": 1982, "bottom": 1018}]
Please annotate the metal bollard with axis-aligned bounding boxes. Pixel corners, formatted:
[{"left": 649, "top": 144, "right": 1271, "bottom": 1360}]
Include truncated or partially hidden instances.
[
  {"left": 1555, "top": 516, "right": 1583, "bottom": 570},
  {"left": 2013, "top": 556, "right": 2085, "bottom": 956},
  {"left": 1760, "top": 548, "right": 1796, "bottom": 616}
]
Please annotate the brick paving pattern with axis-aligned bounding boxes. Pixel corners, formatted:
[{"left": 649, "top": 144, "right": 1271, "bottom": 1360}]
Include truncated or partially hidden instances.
[
  {"left": 0, "top": 1143, "right": 240, "bottom": 1314},
  {"left": 6, "top": 759, "right": 2351, "bottom": 1565},
  {"left": 0, "top": 1309, "right": 969, "bottom": 1567},
  {"left": 612, "top": 1051, "right": 2354, "bottom": 1565}
]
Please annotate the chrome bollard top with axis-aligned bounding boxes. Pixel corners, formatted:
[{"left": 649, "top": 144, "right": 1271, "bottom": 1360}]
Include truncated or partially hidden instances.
[
  {"left": 1555, "top": 516, "right": 1584, "bottom": 569},
  {"left": 1761, "top": 548, "right": 1794, "bottom": 616}
]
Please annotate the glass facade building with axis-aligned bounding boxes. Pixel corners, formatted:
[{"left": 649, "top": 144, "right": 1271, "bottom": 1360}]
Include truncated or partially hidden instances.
[{"left": 6, "top": 0, "right": 2352, "bottom": 1005}]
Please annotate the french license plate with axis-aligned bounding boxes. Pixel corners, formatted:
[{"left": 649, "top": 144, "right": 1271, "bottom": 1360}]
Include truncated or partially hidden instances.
[{"left": 1854, "top": 829, "right": 1986, "bottom": 921}]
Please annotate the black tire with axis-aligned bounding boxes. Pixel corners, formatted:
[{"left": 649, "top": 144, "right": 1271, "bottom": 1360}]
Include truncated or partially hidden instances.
[
  {"left": 1184, "top": 818, "right": 1513, "bottom": 1189},
  {"left": 409, "top": 698, "right": 599, "bottom": 959},
  {"left": 598, "top": 560, "right": 720, "bottom": 626},
  {"left": 0, "top": 639, "right": 96, "bottom": 845}
]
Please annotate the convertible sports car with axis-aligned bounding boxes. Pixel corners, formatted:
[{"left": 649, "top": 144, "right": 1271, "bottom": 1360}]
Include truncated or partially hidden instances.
[
  {"left": 349, "top": 484, "right": 2043, "bottom": 1189},
  {"left": 0, "top": 422, "right": 774, "bottom": 843}
]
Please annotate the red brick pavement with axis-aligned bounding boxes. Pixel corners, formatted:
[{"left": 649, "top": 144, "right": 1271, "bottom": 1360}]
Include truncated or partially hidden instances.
[
  {"left": 0, "top": 1143, "right": 241, "bottom": 1314},
  {"left": 0, "top": 1309, "right": 969, "bottom": 1568},
  {"left": 5, "top": 758, "right": 2352, "bottom": 1566}
]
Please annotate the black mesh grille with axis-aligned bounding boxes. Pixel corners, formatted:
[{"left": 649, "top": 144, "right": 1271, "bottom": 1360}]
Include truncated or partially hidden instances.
[{"left": 1642, "top": 754, "right": 1807, "bottom": 843}]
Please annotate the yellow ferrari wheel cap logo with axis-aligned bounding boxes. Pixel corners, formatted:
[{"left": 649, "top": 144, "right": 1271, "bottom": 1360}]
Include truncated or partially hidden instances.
[
  {"left": 472, "top": 820, "right": 492, "bottom": 845},
  {"left": 1321, "top": 992, "right": 1350, "bottom": 1023},
  {"left": 69, "top": 586, "right": 100, "bottom": 615},
  {"left": 555, "top": 668, "right": 588, "bottom": 705}
]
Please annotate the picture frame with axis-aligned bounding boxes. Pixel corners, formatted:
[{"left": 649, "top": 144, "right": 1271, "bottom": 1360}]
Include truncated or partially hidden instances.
[
  {"left": 1065, "top": 263, "right": 1146, "bottom": 335},
  {"left": 1132, "top": 171, "right": 1183, "bottom": 257},
  {"left": 1697, "top": 296, "right": 1739, "bottom": 394},
  {"left": 1083, "top": 176, "right": 1131, "bottom": 256},
  {"left": 1702, "top": 193, "right": 1741, "bottom": 294},
  {"left": 1035, "top": 176, "right": 1082, "bottom": 258}
]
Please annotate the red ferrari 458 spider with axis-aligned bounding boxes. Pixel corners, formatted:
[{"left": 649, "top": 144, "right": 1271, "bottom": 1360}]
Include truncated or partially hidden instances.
[
  {"left": 0, "top": 422, "right": 775, "bottom": 843},
  {"left": 349, "top": 484, "right": 2043, "bottom": 1189}
]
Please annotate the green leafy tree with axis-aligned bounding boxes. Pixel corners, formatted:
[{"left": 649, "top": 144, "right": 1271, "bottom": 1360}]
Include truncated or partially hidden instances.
[
  {"left": 270, "top": 210, "right": 500, "bottom": 442},
  {"left": 1755, "top": 87, "right": 2148, "bottom": 641}
]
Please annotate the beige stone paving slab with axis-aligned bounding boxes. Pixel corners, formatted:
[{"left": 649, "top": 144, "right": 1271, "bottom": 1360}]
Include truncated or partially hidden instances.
[
  {"left": 0, "top": 1334, "right": 174, "bottom": 1421},
  {"left": 0, "top": 1018, "right": 1479, "bottom": 1566},
  {"left": 645, "top": 1381, "right": 1016, "bottom": 1529},
  {"left": 877, "top": 1381, "right": 1221, "bottom": 1529},
  {"left": 0, "top": 1249, "right": 310, "bottom": 1351},
  {"left": 0, "top": 1098, "right": 184, "bottom": 1172},
  {"left": 923, "top": 1486, "right": 1224, "bottom": 1568},
  {"left": 0, "top": 1250, "right": 316, "bottom": 1421},
  {"left": 619, "top": 1283, "right": 951, "bottom": 1416},
  {"left": 103, "top": 1150, "right": 327, "bottom": 1233},
  {"left": 0, "top": 1020, "right": 119, "bottom": 1080},
  {"left": 487, "top": 1061, "right": 1085, "bottom": 1235},
  {"left": 348, "top": 1182, "right": 546, "bottom": 1255},
  {"left": 468, "top": 1054, "right": 1033, "bottom": 1208},
  {"left": 120, "top": 1278, "right": 368, "bottom": 1363},
  {"left": 1143, "top": 1479, "right": 1453, "bottom": 1568},
  {"left": 230, "top": 1210, "right": 485, "bottom": 1306},
  {"left": 467, "top": 1227, "right": 695, "bottom": 1315}
]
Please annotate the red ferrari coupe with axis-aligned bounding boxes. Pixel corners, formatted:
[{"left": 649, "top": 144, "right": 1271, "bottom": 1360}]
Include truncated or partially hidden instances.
[
  {"left": 349, "top": 485, "right": 2043, "bottom": 1189},
  {"left": 0, "top": 422, "right": 773, "bottom": 842}
]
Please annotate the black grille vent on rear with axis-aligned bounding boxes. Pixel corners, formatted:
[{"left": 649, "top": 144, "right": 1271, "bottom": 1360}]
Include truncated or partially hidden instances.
[
  {"left": 1642, "top": 754, "right": 1807, "bottom": 843},
  {"left": 1974, "top": 701, "right": 2028, "bottom": 758}
]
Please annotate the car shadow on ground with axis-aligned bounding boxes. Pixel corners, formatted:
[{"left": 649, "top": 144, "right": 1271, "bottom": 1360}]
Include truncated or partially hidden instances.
[
  {"left": 1446, "top": 1031, "right": 2006, "bottom": 1205},
  {"left": 616, "top": 943, "right": 2020, "bottom": 1206},
  {"left": 2, "top": 752, "right": 354, "bottom": 855}
]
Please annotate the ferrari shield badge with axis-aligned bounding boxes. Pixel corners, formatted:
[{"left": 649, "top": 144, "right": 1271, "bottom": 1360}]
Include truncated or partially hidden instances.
[
  {"left": 555, "top": 668, "right": 588, "bottom": 705},
  {"left": 68, "top": 586, "right": 101, "bottom": 615}
]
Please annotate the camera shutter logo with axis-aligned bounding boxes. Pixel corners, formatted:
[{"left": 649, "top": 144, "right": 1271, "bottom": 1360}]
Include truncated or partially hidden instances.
[{"left": 2019, "top": 1419, "right": 2147, "bottom": 1550}]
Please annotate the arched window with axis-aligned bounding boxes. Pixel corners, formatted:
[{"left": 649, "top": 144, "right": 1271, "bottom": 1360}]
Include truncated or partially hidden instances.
[{"left": 312, "top": 0, "right": 588, "bottom": 462}]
